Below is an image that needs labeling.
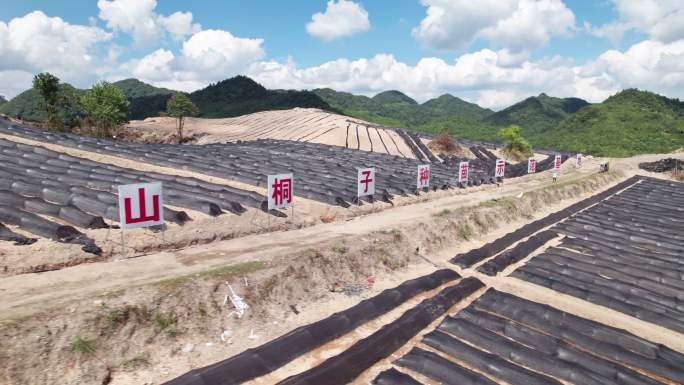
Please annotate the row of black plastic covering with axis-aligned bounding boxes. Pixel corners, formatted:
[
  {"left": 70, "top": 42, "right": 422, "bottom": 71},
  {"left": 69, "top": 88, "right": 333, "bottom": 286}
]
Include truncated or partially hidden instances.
[
  {"left": 276, "top": 277, "right": 484, "bottom": 385},
  {"left": 163, "top": 269, "right": 462, "bottom": 385},
  {"left": 0, "top": 122, "right": 563, "bottom": 207},
  {"left": 383, "top": 289, "right": 684, "bottom": 385},
  {"left": 450, "top": 175, "right": 642, "bottom": 268},
  {"left": 0, "top": 137, "right": 276, "bottom": 249},
  {"left": 514, "top": 177, "right": 684, "bottom": 334},
  {"left": 638, "top": 158, "right": 683, "bottom": 173}
]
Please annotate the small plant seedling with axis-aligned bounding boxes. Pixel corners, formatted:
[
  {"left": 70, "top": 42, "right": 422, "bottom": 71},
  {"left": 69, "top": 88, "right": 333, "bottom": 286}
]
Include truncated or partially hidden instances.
[
  {"left": 71, "top": 336, "right": 96, "bottom": 355},
  {"left": 331, "top": 244, "right": 348, "bottom": 254}
]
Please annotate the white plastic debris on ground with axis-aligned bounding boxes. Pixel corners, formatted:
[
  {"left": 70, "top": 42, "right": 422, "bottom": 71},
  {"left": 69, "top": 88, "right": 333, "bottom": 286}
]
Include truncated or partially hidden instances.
[{"left": 224, "top": 285, "right": 249, "bottom": 318}]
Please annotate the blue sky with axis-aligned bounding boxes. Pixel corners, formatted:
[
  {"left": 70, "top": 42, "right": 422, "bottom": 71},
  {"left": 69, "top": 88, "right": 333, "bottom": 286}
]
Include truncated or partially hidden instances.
[{"left": 0, "top": 1, "right": 683, "bottom": 109}]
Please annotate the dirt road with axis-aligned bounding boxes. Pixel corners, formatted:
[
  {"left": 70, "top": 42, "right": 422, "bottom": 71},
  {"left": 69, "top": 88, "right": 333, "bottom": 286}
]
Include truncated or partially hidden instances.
[{"left": 0, "top": 159, "right": 601, "bottom": 322}]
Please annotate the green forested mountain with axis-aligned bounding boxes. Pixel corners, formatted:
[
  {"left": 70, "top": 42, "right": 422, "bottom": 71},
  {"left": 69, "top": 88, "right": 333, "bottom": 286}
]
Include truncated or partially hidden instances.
[
  {"left": 1, "top": 75, "right": 682, "bottom": 156},
  {"left": 112, "top": 79, "right": 175, "bottom": 99},
  {"left": 189, "top": 76, "right": 330, "bottom": 118},
  {"left": 532, "top": 89, "right": 684, "bottom": 156},
  {"left": 313, "top": 88, "right": 493, "bottom": 127},
  {"left": 483, "top": 93, "right": 590, "bottom": 138},
  {"left": 0, "top": 96, "right": 6, "bottom": 106},
  {"left": 0, "top": 84, "right": 85, "bottom": 123}
]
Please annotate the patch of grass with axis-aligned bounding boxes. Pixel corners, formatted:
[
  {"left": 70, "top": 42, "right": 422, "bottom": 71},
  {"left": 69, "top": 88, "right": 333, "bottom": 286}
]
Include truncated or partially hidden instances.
[
  {"left": 457, "top": 224, "right": 473, "bottom": 240},
  {"left": 71, "top": 336, "right": 96, "bottom": 355},
  {"left": 435, "top": 208, "right": 451, "bottom": 217},
  {"left": 153, "top": 312, "right": 177, "bottom": 331},
  {"left": 107, "top": 306, "right": 131, "bottom": 328},
  {"left": 197, "top": 302, "right": 207, "bottom": 317},
  {"left": 331, "top": 244, "right": 348, "bottom": 254},
  {"left": 156, "top": 261, "right": 266, "bottom": 293},
  {"left": 200, "top": 261, "right": 265, "bottom": 280},
  {"left": 121, "top": 354, "right": 150, "bottom": 371}
]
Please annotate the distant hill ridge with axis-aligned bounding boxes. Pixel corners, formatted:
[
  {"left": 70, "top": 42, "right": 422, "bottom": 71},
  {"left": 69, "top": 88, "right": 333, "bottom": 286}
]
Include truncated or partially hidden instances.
[{"left": 1, "top": 76, "right": 683, "bottom": 156}]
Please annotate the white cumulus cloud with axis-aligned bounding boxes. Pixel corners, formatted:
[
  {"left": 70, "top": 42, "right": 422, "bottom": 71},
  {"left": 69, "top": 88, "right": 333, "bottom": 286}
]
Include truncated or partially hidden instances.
[
  {"left": 413, "top": 0, "right": 575, "bottom": 60},
  {"left": 117, "top": 30, "right": 265, "bottom": 92},
  {"left": 0, "top": 11, "right": 112, "bottom": 98},
  {"left": 588, "top": 1, "right": 684, "bottom": 43},
  {"left": 306, "top": 0, "right": 370, "bottom": 41},
  {"left": 97, "top": 0, "right": 200, "bottom": 47}
]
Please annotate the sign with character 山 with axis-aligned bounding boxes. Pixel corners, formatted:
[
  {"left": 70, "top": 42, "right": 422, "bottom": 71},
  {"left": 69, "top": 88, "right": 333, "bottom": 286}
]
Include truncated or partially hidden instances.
[
  {"left": 495, "top": 159, "right": 505, "bottom": 178},
  {"left": 267, "top": 173, "right": 293, "bottom": 210},
  {"left": 357, "top": 167, "right": 375, "bottom": 197},
  {"left": 458, "top": 161, "right": 469, "bottom": 183},
  {"left": 528, "top": 158, "right": 536, "bottom": 174},
  {"left": 118, "top": 182, "right": 164, "bottom": 230},
  {"left": 417, "top": 164, "right": 430, "bottom": 189}
]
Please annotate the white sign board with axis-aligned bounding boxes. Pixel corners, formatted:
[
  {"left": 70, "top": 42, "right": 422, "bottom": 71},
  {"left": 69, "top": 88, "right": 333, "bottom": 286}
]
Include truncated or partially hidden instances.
[
  {"left": 495, "top": 159, "right": 506, "bottom": 178},
  {"left": 267, "top": 173, "right": 293, "bottom": 210},
  {"left": 118, "top": 182, "right": 164, "bottom": 229},
  {"left": 458, "top": 161, "right": 469, "bottom": 183},
  {"left": 576, "top": 153, "right": 583, "bottom": 168},
  {"left": 417, "top": 164, "right": 430, "bottom": 189},
  {"left": 357, "top": 167, "right": 375, "bottom": 197},
  {"left": 554, "top": 155, "right": 562, "bottom": 171},
  {"left": 528, "top": 158, "right": 536, "bottom": 174}
]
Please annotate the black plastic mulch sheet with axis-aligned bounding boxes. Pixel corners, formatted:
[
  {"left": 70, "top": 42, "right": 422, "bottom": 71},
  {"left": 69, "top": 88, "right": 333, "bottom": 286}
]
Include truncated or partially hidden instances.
[
  {"left": 422, "top": 289, "right": 684, "bottom": 385},
  {"left": 0, "top": 222, "right": 36, "bottom": 245},
  {"left": 163, "top": 269, "right": 461, "bottom": 385},
  {"left": 513, "top": 177, "right": 684, "bottom": 334},
  {"left": 395, "top": 289, "right": 684, "bottom": 385},
  {"left": 0, "top": 122, "right": 563, "bottom": 207},
  {"left": 477, "top": 229, "right": 558, "bottom": 276},
  {"left": 450, "top": 175, "right": 642, "bottom": 268},
  {"left": 372, "top": 368, "right": 424, "bottom": 385},
  {"left": 275, "top": 277, "right": 484, "bottom": 385}
]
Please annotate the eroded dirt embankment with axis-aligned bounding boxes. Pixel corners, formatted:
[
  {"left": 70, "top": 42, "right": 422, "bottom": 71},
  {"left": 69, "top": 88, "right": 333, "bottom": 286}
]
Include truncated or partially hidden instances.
[{"left": 0, "top": 170, "right": 625, "bottom": 385}]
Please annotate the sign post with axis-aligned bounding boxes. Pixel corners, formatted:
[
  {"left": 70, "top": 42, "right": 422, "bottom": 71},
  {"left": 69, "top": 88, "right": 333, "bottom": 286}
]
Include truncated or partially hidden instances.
[
  {"left": 117, "top": 182, "right": 164, "bottom": 256},
  {"left": 495, "top": 159, "right": 505, "bottom": 180},
  {"left": 267, "top": 173, "right": 294, "bottom": 222},
  {"left": 417, "top": 164, "right": 430, "bottom": 190},
  {"left": 458, "top": 161, "right": 469, "bottom": 186},
  {"left": 554, "top": 154, "right": 562, "bottom": 172},
  {"left": 576, "top": 153, "right": 583, "bottom": 168},
  {"left": 527, "top": 158, "right": 536, "bottom": 174},
  {"left": 357, "top": 167, "right": 375, "bottom": 204}
]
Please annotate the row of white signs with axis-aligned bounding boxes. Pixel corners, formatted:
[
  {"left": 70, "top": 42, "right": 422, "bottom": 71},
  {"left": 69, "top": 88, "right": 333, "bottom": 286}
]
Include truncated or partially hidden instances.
[{"left": 117, "top": 153, "right": 582, "bottom": 230}]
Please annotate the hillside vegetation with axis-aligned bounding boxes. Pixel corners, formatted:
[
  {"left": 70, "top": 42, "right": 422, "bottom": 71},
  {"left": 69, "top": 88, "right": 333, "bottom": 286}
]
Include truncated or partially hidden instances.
[
  {"left": 1, "top": 75, "right": 683, "bottom": 157},
  {"left": 533, "top": 90, "right": 684, "bottom": 156},
  {"left": 192, "top": 76, "right": 330, "bottom": 118}
]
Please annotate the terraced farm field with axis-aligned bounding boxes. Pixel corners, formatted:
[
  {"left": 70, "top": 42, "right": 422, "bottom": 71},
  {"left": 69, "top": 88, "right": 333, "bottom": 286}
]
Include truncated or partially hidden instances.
[
  {"left": 162, "top": 175, "right": 684, "bottom": 385},
  {"left": 125, "top": 109, "right": 423, "bottom": 159}
]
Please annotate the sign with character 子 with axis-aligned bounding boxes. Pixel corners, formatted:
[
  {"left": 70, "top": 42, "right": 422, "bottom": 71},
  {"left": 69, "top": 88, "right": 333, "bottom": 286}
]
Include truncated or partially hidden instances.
[
  {"left": 528, "top": 158, "right": 536, "bottom": 174},
  {"left": 495, "top": 159, "right": 505, "bottom": 178},
  {"left": 357, "top": 167, "right": 375, "bottom": 197},
  {"left": 118, "top": 182, "right": 164, "bottom": 230},
  {"left": 417, "top": 164, "right": 430, "bottom": 189},
  {"left": 267, "top": 173, "right": 293, "bottom": 210},
  {"left": 458, "top": 161, "right": 469, "bottom": 183}
]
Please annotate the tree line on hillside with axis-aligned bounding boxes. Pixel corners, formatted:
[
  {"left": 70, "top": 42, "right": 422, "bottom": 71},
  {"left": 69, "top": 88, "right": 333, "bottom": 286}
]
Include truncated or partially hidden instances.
[
  {"left": 2, "top": 73, "right": 683, "bottom": 157},
  {"left": 27, "top": 72, "right": 197, "bottom": 142}
]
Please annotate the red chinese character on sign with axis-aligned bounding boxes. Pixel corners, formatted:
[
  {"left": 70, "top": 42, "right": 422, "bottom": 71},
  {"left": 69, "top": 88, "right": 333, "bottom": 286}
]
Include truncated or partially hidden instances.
[
  {"left": 528, "top": 158, "right": 536, "bottom": 173},
  {"left": 420, "top": 168, "right": 429, "bottom": 184},
  {"left": 495, "top": 159, "right": 505, "bottom": 178},
  {"left": 271, "top": 177, "right": 293, "bottom": 206},
  {"left": 360, "top": 170, "right": 373, "bottom": 193},
  {"left": 124, "top": 187, "right": 160, "bottom": 224},
  {"left": 459, "top": 161, "right": 469, "bottom": 182},
  {"left": 554, "top": 155, "right": 562, "bottom": 170}
]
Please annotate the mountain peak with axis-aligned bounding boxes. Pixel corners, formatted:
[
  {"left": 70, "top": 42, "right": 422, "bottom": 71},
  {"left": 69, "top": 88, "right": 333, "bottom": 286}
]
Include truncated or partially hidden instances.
[{"left": 372, "top": 90, "right": 417, "bottom": 105}]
